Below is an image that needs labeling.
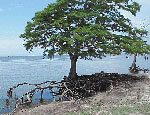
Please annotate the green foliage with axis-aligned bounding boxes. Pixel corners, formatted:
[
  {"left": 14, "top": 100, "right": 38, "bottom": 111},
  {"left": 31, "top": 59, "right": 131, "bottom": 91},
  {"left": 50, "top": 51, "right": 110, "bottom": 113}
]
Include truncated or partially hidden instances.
[{"left": 20, "top": 0, "right": 150, "bottom": 58}]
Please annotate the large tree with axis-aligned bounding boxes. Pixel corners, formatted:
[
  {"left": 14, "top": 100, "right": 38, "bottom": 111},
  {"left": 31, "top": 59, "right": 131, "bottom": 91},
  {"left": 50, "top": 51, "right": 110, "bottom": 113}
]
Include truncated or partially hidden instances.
[{"left": 20, "top": 0, "right": 150, "bottom": 78}]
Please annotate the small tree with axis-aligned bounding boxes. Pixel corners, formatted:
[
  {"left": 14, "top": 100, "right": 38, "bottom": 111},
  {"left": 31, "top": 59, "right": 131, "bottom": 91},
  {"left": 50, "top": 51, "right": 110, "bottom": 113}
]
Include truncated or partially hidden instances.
[
  {"left": 129, "top": 23, "right": 150, "bottom": 73},
  {"left": 20, "top": 0, "right": 150, "bottom": 78}
]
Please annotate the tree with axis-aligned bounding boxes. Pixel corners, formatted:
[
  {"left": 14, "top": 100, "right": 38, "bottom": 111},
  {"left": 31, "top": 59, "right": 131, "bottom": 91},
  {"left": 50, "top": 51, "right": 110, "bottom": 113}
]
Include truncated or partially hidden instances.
[
  {"left": 129, "top": 23, "right": 150, "bottom": 73},
  {"left": 20, "top": 0, "right": 150, "bottom": 78}
]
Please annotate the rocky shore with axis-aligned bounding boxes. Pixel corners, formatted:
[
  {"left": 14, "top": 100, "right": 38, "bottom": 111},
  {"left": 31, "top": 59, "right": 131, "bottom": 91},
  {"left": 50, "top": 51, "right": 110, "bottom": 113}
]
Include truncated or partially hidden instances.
[{"left": 5, "top": 73, "right": 150, "bottom": 115}]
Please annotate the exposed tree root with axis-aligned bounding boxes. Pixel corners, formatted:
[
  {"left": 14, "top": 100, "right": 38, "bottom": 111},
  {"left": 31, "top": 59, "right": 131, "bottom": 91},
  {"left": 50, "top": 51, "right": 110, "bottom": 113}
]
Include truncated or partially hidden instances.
[{"left": 6, "top": 72, "right": 146, "bottom": 115}]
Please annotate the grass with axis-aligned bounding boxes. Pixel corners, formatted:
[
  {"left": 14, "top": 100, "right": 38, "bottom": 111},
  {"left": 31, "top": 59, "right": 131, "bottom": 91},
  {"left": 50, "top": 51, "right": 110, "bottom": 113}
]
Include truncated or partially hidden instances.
[
  {"left": 108, "top": 104, "right": 150, "bottom": 115},
  {"left": 65, "top": 113, "right": 91, "bottom": 115},
  {"left": 90, "top": 104, "right": 100, "bottom": 112},
  {"left": 65, "top": 103, "right": 150, "bottom": 115},
  {"left": 65, "top": 104, "right": 102, "bottom": 115},
  {"left": 111, "top": 106, "right": 134, "bottom": 115}
]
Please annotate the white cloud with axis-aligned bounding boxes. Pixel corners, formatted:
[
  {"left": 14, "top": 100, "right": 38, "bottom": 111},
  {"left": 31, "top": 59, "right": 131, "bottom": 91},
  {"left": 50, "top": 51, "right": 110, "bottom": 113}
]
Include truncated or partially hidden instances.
[{"left": 0, "top": 38, "right": 43, "bottom": 56}]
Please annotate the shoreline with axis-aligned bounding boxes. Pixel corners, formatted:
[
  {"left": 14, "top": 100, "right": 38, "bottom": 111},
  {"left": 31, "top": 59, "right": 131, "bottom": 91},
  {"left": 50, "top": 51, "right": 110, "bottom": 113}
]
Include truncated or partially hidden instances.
[{"left": 4, "top": 73, "right": 150, "bottom": 115}]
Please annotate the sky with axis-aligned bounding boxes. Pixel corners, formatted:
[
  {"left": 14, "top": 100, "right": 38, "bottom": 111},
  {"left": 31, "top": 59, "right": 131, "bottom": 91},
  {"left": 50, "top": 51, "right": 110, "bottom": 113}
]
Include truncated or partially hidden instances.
[{"left": 0, "top": 0, "right": 150, "bottom": 56}]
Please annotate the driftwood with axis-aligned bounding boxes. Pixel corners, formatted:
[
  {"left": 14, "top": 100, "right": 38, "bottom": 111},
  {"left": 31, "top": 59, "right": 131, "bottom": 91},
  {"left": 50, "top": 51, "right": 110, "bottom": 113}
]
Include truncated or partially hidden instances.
[{"left": 6, "top": 72, "right": 146, "bottom": 112}]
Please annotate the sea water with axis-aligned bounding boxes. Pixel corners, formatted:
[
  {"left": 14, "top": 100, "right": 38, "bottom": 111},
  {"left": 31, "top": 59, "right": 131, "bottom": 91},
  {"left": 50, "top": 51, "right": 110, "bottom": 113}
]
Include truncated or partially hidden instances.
[{"left": 0, "top": 54, "right": 150, "bottom": 114}]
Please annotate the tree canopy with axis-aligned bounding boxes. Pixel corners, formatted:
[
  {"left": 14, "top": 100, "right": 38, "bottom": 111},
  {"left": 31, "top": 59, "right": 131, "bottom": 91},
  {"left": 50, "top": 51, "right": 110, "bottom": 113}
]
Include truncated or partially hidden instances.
[{"left": 20, "top": 0, "right": 150, "bottom": 77}]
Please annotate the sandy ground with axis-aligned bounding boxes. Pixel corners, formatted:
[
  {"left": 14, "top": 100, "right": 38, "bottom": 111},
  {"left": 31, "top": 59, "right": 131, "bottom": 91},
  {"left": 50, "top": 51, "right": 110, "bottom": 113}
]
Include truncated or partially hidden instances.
[{"left": 4, "top": 74, "right": 150, "bottom": 115}]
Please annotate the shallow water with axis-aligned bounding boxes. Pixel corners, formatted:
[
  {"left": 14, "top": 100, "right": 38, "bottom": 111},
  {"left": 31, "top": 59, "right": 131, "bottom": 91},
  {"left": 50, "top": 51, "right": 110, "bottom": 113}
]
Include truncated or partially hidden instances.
[{"left": 0, "top": 54, "right": 149, "bottom": 114}]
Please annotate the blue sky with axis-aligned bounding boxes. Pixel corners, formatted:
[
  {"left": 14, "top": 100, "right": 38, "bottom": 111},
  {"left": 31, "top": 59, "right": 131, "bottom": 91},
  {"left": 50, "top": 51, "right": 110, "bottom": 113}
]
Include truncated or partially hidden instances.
[{"left": 0, "top": 0, "right": 150, "bottom": 56}]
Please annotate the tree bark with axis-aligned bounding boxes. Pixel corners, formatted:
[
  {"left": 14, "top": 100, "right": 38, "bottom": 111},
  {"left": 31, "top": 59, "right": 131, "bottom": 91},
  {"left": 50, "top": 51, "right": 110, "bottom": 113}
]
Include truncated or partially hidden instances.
[
  {"left": 131, "top": 54, "right": 137, "bottom": 69},
  {"left": 130, "top": 54, "right": 137, "bottom": 72},
  {"left": 69, "top": 53, "right": 78, "bottom": 78}
]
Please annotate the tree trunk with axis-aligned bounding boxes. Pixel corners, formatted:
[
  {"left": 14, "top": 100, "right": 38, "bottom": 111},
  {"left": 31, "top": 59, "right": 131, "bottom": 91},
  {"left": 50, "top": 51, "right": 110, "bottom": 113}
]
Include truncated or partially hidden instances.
[
  {"left": 131, "top": 54, "right": 137, "bottom": 69},
  {"left": 69, "top": 53, "right": 78, "bottom": 78},
  {"left": 130, "top": 54, "right": 137, "bottom": 72}
]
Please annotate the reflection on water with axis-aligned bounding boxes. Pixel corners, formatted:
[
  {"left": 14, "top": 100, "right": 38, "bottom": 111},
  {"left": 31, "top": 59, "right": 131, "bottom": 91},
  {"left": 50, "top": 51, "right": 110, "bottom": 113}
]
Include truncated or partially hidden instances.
[{"left": 0, "top": 54, "right": 150, "bottom": 114}]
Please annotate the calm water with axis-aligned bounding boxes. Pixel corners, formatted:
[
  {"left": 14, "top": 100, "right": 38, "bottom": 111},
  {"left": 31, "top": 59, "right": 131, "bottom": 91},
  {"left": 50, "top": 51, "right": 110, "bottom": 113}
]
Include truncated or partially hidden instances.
[{"left": 0, "top": 54, "right": 150, "bottom": 114}]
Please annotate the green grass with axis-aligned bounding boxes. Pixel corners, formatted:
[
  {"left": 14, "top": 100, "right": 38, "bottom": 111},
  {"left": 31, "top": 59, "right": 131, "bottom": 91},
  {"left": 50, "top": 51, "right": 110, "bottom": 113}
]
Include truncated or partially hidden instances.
[
  {"left": 65, "top": 104, "right": 102, "bottom": 115},
  {"left": 111, "top": 106, "right": 133, "bottom": 115},
  {"left": 91, "top": 105, "right": 100, "bottom": 112},
  {"left": 109, "top": 104, "right": 150, "bottom": 115},
  {"left": 65, "top": 102, "right": 150, "bottom": 115},
  {"left": 65, "top": 113, "right": 91, "bottom": 115},
  {"left": 134, "top": 104, "right": 150, "bottom": 114}
]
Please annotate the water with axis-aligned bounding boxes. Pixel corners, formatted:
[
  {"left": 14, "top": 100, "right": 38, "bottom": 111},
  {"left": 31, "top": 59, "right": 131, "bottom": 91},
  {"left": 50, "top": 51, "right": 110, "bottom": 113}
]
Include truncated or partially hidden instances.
[{"left": 0, "top": 54, "right": 150, "bottom": 114}]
